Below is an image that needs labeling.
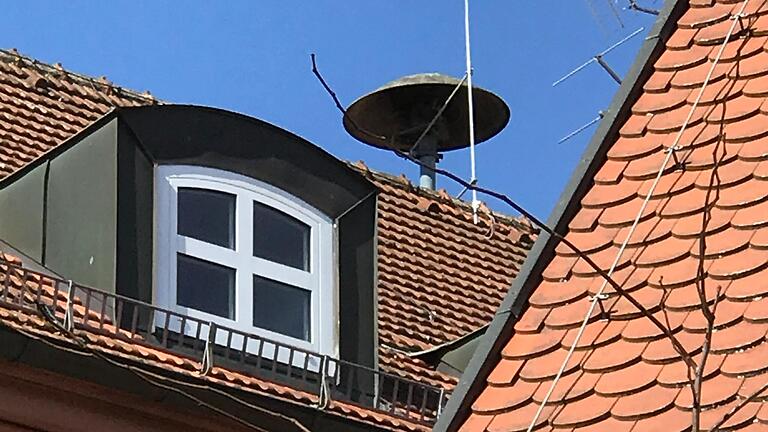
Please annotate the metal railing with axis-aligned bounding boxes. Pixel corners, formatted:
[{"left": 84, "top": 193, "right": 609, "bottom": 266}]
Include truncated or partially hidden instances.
[{"left": 0, "top": 260, "right": 448, "bottom": 425}]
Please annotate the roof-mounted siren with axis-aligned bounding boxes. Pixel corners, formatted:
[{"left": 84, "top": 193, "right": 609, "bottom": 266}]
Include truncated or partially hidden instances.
[{"left": 343, "top": 73, "right": 510, "bottom": 190}]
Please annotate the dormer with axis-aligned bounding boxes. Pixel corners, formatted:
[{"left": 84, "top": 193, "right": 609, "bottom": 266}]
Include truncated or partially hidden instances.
[{"left": 0, "top": 105, "right": 378, "bottom": 370}]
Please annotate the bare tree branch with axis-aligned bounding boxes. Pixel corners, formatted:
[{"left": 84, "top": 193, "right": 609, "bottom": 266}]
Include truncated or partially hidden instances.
[{"left": 309, "top": 53, "right": 697, "bottom": 371}]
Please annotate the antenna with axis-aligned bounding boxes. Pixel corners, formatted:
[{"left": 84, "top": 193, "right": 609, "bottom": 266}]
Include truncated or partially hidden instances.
[
  {"left": 584, "top": 0, "right": 625, "bottom": 36},
  {"left": 464, "top": 0, "right": 479, "bottom": 223},
  {"left": 558, "top": 111, "right": 605, "bottom": 144},
  {"left": 553, "top": 26, "right": 644, "bottom": 87}
]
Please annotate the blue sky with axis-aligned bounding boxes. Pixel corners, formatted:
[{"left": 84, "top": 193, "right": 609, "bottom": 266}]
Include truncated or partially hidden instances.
[{"left": 3, "top": 1, "right": 660, "bottom": 218}]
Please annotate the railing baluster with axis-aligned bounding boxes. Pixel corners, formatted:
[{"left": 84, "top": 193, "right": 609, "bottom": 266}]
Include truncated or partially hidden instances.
[
  {"left": 286, "top": 348, "right": 295, "bottom": 378},
  {"left": 239, "top": 335, "right": 248, "bottom": 364},
  {"left": 301, "top": 352, "right": 310, "bottom": 382},
  {"left": 224, "top": 330, "right": 233, "bottom": 360},
  {"left": 405, "top": 383, "right": 414, "bottom": 419},
  {"left": 418, "top": 388, "right": 429, "bottom": 423},
  {"left": 34, "top": 276, "right": 44, "bottom": 305},
  {"left": 50, "top": 280, "right": 60, "bottom": 311},
  {"left": 270, "top": 344, "right": 279, "bottom": 375},
  {"left": 114, "top": 299, "right": 123, "bottom": 331},
  {"left": 129, "top": 304, "right": 139, "bottom": 338},
  {"left": 193, "top": 320, "right": 204, "bottom": 352},
  {"left": 255, "top": 338, "right": 265, "bottom": 371},
  {"left": 178, "top": 316, "right": 187, "bottom": 346},
  {"left": 2, "top": 265, "right": 12, "bottom": 303},
  {"left": 145, "top": 308, "right": 155, "bottom": 341},
  {"left": 390, "top": 378, "right": 400, "bottom": 414},
  {"left": 83, "top": 288, "right": 92, "bottom": 322},
  {"left": 161, "top": 311, "right": 171, "bottom": 346},
  {"left": 98, "top": 293, "right": 108, "bottom": 330},
  {"left": 18, "top": 270, "right": 28, "bottom": 307}
]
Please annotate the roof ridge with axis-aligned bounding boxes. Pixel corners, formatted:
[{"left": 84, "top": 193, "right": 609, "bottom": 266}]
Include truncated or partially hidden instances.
[
  {"left": 347, "top": 160, "right": 535, "bottom": 234},
  {"left": 0, "top": 48, "right": 161, "bottom": 105}
]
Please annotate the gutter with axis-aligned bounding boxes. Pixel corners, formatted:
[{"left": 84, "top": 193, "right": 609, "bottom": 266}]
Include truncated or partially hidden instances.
[{"left": 432, "top": 1, "right": 686, "bottom": 430}]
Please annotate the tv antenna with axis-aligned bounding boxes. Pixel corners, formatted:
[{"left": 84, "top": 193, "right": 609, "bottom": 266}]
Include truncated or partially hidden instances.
[{"left": 553, "top": 26, "right": 644, "bottom": 87}]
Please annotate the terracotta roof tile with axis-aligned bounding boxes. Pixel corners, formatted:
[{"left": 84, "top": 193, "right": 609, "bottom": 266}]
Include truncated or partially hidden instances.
[
  {"left": 550, "top": 394, "right": 615, "bottom": 428},
  {"left": 531, "top": 370, "right": 599, "bottom": 405},
  {"left": 518, "top": 348, "right": 587, "bottom": 381},
  {"left": 612, "top": 385, "right": 679, "bottom": 420},
  {"left": 593, "top": 361, "right": 661, "bottom": 397},
  {"left": 630, "top": 406, "right": 692, "bottom": 432}
]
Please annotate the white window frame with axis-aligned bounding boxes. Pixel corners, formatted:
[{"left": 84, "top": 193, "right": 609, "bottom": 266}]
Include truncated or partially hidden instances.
[{"left": 154, "top": 165, "right": 337, "bottom": 362}]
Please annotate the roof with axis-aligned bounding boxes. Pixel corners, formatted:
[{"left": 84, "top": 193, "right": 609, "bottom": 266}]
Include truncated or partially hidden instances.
[
  {"left": 356, "top": 165, "right": 535, "bottom": 388},
  {"left": 446, "top": 0, "right": 768, "bottom": 431},
  {"left": 0, "top": 48, "right": 536, "bottom": 429}
]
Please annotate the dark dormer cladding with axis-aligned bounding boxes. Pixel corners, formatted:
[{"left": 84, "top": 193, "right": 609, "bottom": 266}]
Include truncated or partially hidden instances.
[{"left": 0, "top": 104, "right": 378, "bottom": 374}]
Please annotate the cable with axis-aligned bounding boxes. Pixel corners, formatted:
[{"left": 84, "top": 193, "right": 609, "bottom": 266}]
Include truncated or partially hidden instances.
[{"left": 524, "top": 2, "right": 751, "bottom": 430}]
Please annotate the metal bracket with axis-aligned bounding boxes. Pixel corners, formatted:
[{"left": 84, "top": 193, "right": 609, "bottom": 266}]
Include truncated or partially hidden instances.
[
  {"left": 199, "top": 321, "right": 216, "bottom": 376},
  {"left": 589, "top": 293, "right": 611, "bottom": 319},
  {"left": 63, "top": 280, "right": 74, "bottom": 332}
]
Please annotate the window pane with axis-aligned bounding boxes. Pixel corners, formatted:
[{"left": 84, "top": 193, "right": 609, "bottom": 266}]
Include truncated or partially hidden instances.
[
  {"left": 178, "top": 188, "right": 235, "bottom": 249},
  {"left": 177, "top": 254, "right": 235, "bottom": 319},
  {"left": 253, "top": 276, "right": 310, "bottom": 341},
  {"left": 253, "top": 202, "right": 310, "bottom": 270}
]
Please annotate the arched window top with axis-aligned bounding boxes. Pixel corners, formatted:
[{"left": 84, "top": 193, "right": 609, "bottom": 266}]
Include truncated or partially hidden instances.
[{"left": 155, "top": 165, "right": 336, "bottom": 358}]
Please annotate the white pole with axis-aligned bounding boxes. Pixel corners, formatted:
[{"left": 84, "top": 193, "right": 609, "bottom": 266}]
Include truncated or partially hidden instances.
[{"left": 464, "top": 0, "right": 479, "bottom": 224}]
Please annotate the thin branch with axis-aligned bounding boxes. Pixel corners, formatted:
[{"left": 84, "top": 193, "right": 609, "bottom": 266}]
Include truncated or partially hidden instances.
[
  {"left": 309, "top": 53, "right": 696, "bottom": 371},
  {"left": 690, "top": 133, "right": 725, "bottom": 431}
]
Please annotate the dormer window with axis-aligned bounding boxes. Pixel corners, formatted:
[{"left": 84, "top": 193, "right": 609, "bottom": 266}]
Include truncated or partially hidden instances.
[{"left": 155, "top": 165, "right": 335, "bottom": 356}]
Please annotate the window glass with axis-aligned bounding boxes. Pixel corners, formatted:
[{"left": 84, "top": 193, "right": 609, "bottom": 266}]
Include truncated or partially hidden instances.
[
  {"left": 178, "top": 188, "right": 235, "bottom": 249},
  {"left": 253, "top": 202, "right": 310, "bottom": 270},
  {"left": 177, "top": 254, "right": 235, "bottom": 319},
  {"left": 253, "top": 276, "right": 310, "bottom": 341}
]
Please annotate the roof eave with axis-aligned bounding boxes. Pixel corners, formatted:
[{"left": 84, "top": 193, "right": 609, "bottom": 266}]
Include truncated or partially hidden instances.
[{"left": 433, "top": 1, "right": 687, "bottom": 430}]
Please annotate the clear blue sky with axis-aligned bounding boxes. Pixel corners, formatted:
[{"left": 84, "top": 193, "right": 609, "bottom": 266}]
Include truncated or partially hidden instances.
[{"left": 3, "top": 1, "right": 659, "bottom": 218}]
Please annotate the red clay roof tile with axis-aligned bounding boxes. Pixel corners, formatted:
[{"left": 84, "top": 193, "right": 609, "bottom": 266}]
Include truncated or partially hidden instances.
[
  {"left": 678, "top": 2, "right": 733, "bottom": 29},
  {"left": 593, "top": 360, "right": 661, "bottom": 397},
  {"left": 700, "top": 400, "right": 761, "bottom": 430},
  {"left": 622, "top": 309, "right": 686, "bottom": 341},
  {"left": 657, "top": 353, "right": 723, "bottom": 386},
  {"left": 560, "top": 320, "right": 624, "bottom": 350},
  {"left": 630, "top": 406, "right": 691, "bottom": 432},
  {"left": 471, "top": 379, "right": 538, "bottom": 414},
  {"left": 612, "top": 385, "right": 679, "bottom": 420},
  {"left": 744, "top": 297, "right": 768, "bottom": 323},
  {"left": 487, "top": 359, "right": 525, "bottom": 386},
  {"left": 485, "top": 402, "right": 555, "bottom": 432},
  {"left": 501, "top": 329, "right": 565, "bottom": 361},
  {"left": 568, "top": 207, "right": 603, "bottom": 232},
  {"left": 618, "top": 112, "right": 652, "bottom": 138},
  {"left": 581, "top": 339, "right": 646, "bottom": 373},
  {"left": 528, "top": 280, "right": 588, "bottom": 308},
  {"left": 550, "top": 394, "right": 614, "bottom": 428},
  {"left": 531, "top": 370, "right": 599, "bottom": 405},
  {"left": 513, "top": 306, "right": 549, "bottom": 334},
  {"left": 518, "top": 348, "right": 587, "bottom": 382}
]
